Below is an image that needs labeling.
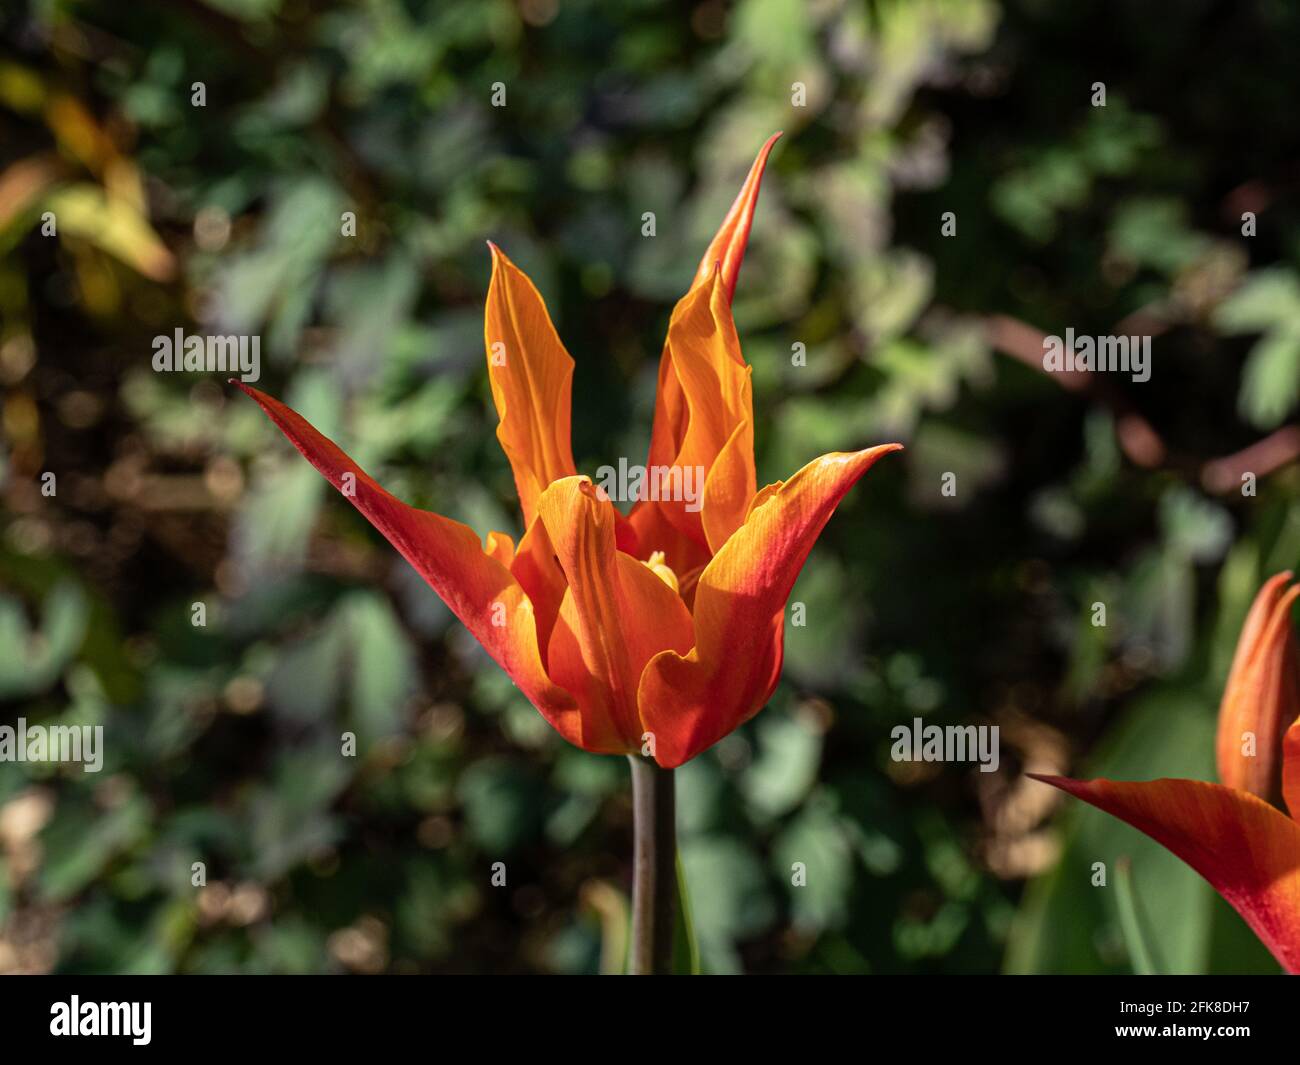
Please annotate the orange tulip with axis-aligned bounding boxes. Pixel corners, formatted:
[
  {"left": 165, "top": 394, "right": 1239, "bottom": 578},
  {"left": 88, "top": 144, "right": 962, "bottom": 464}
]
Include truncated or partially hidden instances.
[
  {"left": 235, "top": 134, "right": 901, "bottom": 769},
  {"left": 1035, "top": 572, "right": 1300, "bottom": 972},
  {"left": 1216, "top": 571, "right": 1300, "bottom": 803}
]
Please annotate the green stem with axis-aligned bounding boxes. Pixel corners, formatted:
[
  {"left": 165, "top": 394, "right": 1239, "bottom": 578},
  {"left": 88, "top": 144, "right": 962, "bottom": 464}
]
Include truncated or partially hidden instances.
[{"left": 627, "top": 754, "right": 676, "bottom": 975}]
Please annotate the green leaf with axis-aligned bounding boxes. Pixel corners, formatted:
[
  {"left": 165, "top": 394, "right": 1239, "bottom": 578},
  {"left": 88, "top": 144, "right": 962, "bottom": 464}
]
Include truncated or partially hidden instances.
[
  {"left": 1114, "top": 856, "right": 1162, "bottom": 975},
  {"left": 672, "top": 852, "right": 701, "bottom": 975},
  {"left": 457, "top": 759, "right": 544, "bottom": 854},
  {"left": 679, "top": 835, "right": 775, "bottom": 974},
  {"left": 344, "top": 592, "right": 417, "bottom": 744},
  {"left": 0, "top": 581, "right": 88, "bottom": 698},
  {"left": 740, "top": 708, "right": 824, "bottom": 819},
  {"left": 1213, "top": 269, "right": 1300, "bottom": 333},
  {"left": 772, "top": 799, "right": 855, "bottom": 933},
  {"left": 1238, "top": 328, "right": 1300, "bottom": 429}
]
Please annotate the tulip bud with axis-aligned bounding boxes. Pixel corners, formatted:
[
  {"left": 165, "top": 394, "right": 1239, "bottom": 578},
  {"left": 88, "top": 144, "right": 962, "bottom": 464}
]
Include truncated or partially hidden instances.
[{"left": 1216, "top": 572, "right": 1300, "bottom": 803}]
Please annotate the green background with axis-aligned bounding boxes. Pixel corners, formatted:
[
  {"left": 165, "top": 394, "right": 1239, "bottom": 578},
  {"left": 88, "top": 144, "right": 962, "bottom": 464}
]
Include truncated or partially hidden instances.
[{"left": 1, "top": 0, "right": 1296, "bottom": 974}]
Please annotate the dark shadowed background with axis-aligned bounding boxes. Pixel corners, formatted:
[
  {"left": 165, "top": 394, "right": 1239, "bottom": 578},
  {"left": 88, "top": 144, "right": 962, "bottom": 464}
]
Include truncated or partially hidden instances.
[{"left": 2, "top": 0, "right": 1297, "bottom": 974}]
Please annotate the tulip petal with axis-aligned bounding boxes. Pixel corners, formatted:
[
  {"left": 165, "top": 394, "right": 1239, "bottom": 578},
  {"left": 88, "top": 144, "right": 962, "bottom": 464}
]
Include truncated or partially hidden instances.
[
  {"left": 484, "top": 243, "right": 578, "bottom": 527},
  {"left": 639, "top": 444, "right": 900, "bottom": 767},
  {"left": 643, "top": 342, "right": 688, "bottom": 480},
  {"left": 1033, "top": 775, "right": 1300, "bottom": 974},
  {"left": 539, "top": 477, "right": 694, "bottom": 753},
  {"left": 234, "top": 382, "right": 581, "bottom": 745},
  {"left": 1284, "top": 716, "right": 1300, "bottom": 821},
  {"left": 1216, "top": 572, "right": 1300, "bottom": 802},
  {"left": 701, "top": 416, "right": 756, "bottom": 553},
  {"left": 645, "top": 269, "right": 756, "bottom": 553},
  {"left": 692, "top": 131, "right": 782, "bottom": 303},
  {"left": 509, "top": 516, "right": 566, "bottom": 664},
  {"left": 485, "top": 530, "right": 515, "bottom": 568},
  {"left": 634, "top": 134, "right": 780, "bottom": 561}
]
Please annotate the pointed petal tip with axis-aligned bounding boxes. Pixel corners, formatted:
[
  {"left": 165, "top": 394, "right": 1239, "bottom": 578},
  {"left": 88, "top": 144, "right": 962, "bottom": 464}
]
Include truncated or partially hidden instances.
[
  {"left": 843, "top": 441, "right": 904, "bottom": 468},
  {"left": 1250, "top": 570, "right": 1298, "bottom": 609},
  {"left": 1028, "top": 773, "right": 1103, "bottom": 802},
  {"left": 753, "top": 133, "right": 782, "bottom": 174},
  {"left": 694, "top": 133, "right": 784, "bottom": 302}
]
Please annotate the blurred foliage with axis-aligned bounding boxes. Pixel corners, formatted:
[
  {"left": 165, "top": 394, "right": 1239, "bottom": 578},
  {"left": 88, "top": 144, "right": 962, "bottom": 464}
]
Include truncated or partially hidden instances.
[{"left": 1, "top": 0, "right": 1299, "bottom": 974}]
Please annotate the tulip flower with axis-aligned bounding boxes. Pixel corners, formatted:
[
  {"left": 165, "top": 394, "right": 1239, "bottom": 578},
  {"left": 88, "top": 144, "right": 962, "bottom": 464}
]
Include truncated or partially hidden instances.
[
  {"left": 234, "top": 133, "right": 900, "bottom": 972},
  {"left": 1034, "top": 572, "right": 1300, "bottom": 973}
]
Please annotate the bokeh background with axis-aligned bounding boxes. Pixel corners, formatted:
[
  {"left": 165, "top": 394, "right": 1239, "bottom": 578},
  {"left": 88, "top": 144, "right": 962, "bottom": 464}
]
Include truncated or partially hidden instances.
[{"left": 2, "top": 0, "right": 1298, "bottom": 975}]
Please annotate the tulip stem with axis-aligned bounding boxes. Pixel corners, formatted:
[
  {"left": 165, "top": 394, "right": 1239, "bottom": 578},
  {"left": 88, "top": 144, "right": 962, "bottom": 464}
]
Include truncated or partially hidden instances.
[{"left": 627, "top": 754, "right": 676, "bottom": 975}]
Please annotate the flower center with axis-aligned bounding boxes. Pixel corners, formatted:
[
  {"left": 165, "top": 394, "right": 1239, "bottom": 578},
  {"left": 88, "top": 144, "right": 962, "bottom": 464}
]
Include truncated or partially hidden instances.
[{"left": 643, "top": 550, "right": 679, "bottom": 594}]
